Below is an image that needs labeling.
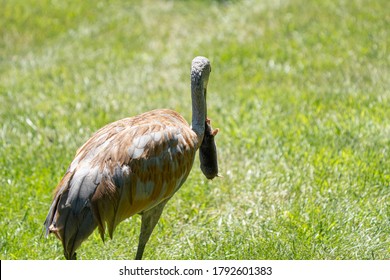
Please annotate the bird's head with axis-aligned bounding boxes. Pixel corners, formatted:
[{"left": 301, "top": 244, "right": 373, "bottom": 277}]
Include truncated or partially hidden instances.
[{"left": 191, "top": 56, "right": 211, "bottom": 99}]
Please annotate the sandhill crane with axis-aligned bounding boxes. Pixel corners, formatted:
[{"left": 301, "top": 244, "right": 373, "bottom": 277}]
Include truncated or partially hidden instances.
[{"left": 44, "top": 56, "right": 218, "bottom": 260}]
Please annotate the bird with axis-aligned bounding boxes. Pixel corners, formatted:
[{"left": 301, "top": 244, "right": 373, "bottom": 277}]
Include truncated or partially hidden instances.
[{"left": 44, "top": 56, "right": 217, "bottom": 260}]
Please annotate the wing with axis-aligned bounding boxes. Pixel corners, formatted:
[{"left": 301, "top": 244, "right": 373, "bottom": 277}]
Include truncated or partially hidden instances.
[{"left": 89, "top": 109, "right": 199, "bottom": 237}]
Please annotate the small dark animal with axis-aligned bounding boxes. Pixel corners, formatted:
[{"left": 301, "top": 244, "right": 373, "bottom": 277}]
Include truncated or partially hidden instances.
[{"left": 199, "top": 118, "right": 219, "bottom": 179}]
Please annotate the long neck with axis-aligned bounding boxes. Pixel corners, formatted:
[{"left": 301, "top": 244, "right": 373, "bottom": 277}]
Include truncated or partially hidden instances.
[{"left": 191, "top": 75, "right": 206, "bottom": 141}]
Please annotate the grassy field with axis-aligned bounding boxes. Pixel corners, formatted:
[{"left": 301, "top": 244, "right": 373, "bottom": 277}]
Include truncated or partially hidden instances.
[{"left": 0, "top": 0, "right": 389, "bottom": 260}]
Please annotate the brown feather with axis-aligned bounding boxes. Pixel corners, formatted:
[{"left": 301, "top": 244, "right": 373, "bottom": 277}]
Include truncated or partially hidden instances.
[{"left": 45, "top": 109, "right": 199, "bottom": 258}]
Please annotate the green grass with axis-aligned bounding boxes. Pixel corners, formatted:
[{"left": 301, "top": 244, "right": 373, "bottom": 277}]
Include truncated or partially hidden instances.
[{"left": 1, "top": 0, "right": 389, "bottom": 260}]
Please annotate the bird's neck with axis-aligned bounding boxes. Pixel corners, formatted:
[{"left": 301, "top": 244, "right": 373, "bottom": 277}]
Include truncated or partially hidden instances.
[{"left": 191, "top": 81, "right": 206, "bottom": 142}]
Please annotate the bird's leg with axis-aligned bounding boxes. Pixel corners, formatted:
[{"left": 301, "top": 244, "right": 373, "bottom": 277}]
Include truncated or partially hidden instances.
[{"left": 135, "top": 200, "right": 168, "bottom": 260}]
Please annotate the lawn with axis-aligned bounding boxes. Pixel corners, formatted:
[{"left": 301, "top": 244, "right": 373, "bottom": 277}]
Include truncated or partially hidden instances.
[{"left": 0, "top": 0, "right": 389, "bottom": 260}]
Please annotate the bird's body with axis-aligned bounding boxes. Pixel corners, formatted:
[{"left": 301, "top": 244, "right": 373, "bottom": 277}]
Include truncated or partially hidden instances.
[{"left": 44, "top": 56, "right": 217, "bottom": 260}]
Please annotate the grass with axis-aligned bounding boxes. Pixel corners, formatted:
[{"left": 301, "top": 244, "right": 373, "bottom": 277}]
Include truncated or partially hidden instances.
[{"left": 0, "top": 0, "right": 389, "bottom": 260}]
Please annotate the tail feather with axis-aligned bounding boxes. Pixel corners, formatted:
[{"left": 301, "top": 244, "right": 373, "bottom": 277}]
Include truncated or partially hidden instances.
[
  {"left": 44, "top": 164, "right": 100, "bottom": 259},
  {"left": 44, "top": 172, "right": 73, "bottom": 237}
]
